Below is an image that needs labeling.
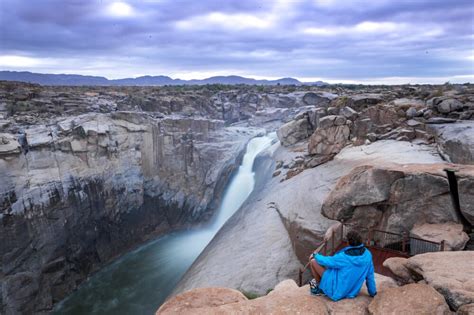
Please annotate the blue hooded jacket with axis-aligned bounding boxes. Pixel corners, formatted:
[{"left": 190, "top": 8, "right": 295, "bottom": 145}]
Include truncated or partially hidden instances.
[{"left": 314, "top": 244, "right": 377, "bottom": 301}]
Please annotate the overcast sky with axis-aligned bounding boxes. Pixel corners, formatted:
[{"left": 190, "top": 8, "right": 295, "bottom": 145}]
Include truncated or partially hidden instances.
[{"left": 0, "top": 0, "right": 473, "bottom": 84}]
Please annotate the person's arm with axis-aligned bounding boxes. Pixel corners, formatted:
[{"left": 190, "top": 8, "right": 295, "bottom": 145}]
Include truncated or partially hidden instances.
[
  {"left": 366, "top": 262, "right": 377, "bottom": 297},
  {"left": 314, "top": 252, "right": 347, "bottom": 269}
]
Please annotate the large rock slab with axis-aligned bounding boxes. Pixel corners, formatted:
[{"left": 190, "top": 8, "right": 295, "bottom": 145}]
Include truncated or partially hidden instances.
[
  {"left": 428, "top": 121, "right": 474, "bottom": 164},
  {"left": 405, "top": 251, "right": 474, "bottom": 310},
  {"left": 351, "top": 94, "right": 384, "bottom": 110},
  {"left": 437, "top": 98, "right": 463, "bottom": 114},
  {"left": 25, "top": 125, "right": 53, "bottom": 147},
  {"left": 277, "top": 117, "right": 312, "bottom": 146},
  {"left": 157, "top": 287, "right": 248, "bottom": 314},
  {"left": 302, "top": 92, "right": 331, "bottom": 107},
  {"left": 159, "top": 280, "right": 329, "bottom": 314},
  {"left": 0, "top": 133, "right": 21, "bottom": 155},
  {"left": 410, "top": 222, "right": 469, "bottom": 251},
  {"left": 322, "top": 163, "right": 474, "bottom": 234},
  {"left": 382, "top": 257, "right": 413, "bottom": 284},
  {"left": 308, "top": 115, "right": 350, "bottom": 156},
  {"left": 162, "top": 277, "right": 397, "bottom": 315},
  {"left": 368, "top": 283, "right": 451, "bottom": 315}
]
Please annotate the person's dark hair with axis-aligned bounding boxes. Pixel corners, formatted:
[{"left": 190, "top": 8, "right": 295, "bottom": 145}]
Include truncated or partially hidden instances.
[{"left": 347, "top": 231, "right": 363, "bottom": 246}]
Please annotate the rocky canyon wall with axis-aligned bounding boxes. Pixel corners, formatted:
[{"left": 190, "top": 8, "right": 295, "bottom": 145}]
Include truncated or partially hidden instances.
[{"left": 0, "top": 111, "right": 263, "bottom": 313}]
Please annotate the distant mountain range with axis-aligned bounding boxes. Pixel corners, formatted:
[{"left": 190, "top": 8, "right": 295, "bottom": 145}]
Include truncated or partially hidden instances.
[{"left": 0, "top": 71, "right": 327, "bottom": 86}]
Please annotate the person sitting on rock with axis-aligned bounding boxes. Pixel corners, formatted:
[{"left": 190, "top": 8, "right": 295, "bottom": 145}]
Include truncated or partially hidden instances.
[{"left": 308, "top": 230, "right": 377, "bottom": 300}]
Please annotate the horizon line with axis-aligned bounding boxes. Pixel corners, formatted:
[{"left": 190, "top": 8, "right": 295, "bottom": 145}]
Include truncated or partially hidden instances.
[{"left": 0, "top": 69, "right": 472, "bottom": 86}]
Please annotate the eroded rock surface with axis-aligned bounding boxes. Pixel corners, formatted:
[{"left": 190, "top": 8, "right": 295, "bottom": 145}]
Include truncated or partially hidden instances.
[
  {"left": 308, "top": 115, "right": 350, "bottom": 156},
  {"left": 322, "top": 163, "right": 474, "bottom": 234},
  {"left": 161, "top": 276, "right": 396, "bottom": 315},
  {"left": 388, "top": 251, "right": 474, "bottom": 310},
  {"left": 157, "top": 287, "right": 248, "bottom": 314},
  {"left": 427, "top": 121, "right": 474, "bottom": 164},
  {"left": 277, "top": 117, "right": 312, "bottom": 146},
  {"left": 0, "top": 112, "right": 262, "bottom": 314},
  {"left": 368, "top": 283, "right": 451, "bottom": 315}
]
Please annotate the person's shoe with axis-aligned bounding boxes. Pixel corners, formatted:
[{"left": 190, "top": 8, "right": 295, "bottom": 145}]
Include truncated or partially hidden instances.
[
  {"left": 309, "top": 279, "right": 324, "bottom": 296},
  {"left": 311, "top": 286, "right": 325, "bottom": 296}
]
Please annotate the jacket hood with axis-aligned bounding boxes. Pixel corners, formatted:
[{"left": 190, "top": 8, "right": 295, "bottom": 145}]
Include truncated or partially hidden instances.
[{"left": 342, "top": 245, "right": 372, "bottom": 266}]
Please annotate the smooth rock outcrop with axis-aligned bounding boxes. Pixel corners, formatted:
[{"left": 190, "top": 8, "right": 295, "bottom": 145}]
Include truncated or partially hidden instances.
[
  {"left": 437, "top": 99, "right": 463, "bottom": 114},
  {"left": 368, "top": 283, "right": 451, "bottom": 315},
  {"left": 162, "top": 276, "right": 397, "bottom": 315},
  {"left": 382, "top": 257, "right": 413, "bottom": 284},
  {"left": 157, "top": 287, "right": 248, "bottom": 314},
  {"left": 302, "top": 92, "right": 331, "bottom": 107},
  {"left": 428, "top": 121, "right": 474, "bottom": 164},
  {"left": 405, "top": 251, "right": 474, "bottom": 310},
  {"left": 159, "top": 280, "right": 329, "bottom": 314},
  {"left": 387, "top": 251, "right": 474, "bottom": 310},
  {"left": 410, "top": 222, "right": 469, "bottom": 251},
  {"left": 322, "top": 163, "right": 474, "bottom": 234}
]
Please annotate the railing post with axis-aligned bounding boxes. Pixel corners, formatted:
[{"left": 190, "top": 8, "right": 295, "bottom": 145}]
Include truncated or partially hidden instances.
[
  {"left": 299, "top": 268, "right": 303, "bottom": 286},
  {"left": 440, "top": 240, "right": 445, "bottom": 251},
  {"left": 340, "top": 224, "right": 344, "bottom": 244},
  {"left": 402, "top": 232, "right": 408, "bottom": 253},
  {"left": 331, "top": 229, "right": 335, "bottom": 255}
]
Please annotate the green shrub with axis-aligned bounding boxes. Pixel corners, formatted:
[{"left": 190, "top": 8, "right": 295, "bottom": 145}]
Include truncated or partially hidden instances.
[{"left": 240, "top": 290, "right": 261, "bottom": 300}]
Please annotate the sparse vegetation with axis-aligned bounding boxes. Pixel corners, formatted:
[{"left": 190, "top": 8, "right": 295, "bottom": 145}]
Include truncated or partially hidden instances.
[{"left": 240, "top": 290, "right": 261, "bottom": 300}]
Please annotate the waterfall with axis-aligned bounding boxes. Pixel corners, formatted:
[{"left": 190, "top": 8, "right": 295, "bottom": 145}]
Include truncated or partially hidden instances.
[
  {"left": 53, "top": 133, "right": 276, "bottom": 315},
  {"left": 211, "top": 134, "right": 275, "bottom": 230}
]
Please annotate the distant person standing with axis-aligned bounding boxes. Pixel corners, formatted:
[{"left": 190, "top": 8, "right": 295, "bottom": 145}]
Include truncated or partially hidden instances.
[{"left": 308, "top": 231, "right": 377, "bottom": 300}]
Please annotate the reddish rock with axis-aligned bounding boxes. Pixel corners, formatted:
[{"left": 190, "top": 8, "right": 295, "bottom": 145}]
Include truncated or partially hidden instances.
[
  {"left": 368, "top": 283, "right": 451, "bottom": 315},
  {"left": 156, "top": 287, "right": 248, "bottom": 314}
]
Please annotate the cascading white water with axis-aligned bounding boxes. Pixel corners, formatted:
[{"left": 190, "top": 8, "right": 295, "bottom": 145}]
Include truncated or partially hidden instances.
[
  {"left": 211, "top": 134, "right": 275, "bottom": 229},
  {"left": 54, "top": 133, "right": 276, "bottom": 315}
]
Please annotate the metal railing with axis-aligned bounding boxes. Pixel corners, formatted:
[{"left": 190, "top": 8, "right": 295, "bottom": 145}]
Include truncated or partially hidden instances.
[
  {"left": 367, "top": 229, "right": 445, "bottom": 255},
  {"left": 298, "top": 224, "right": 444, "bottom": 286},
  {"left": 298, "top": 223, "right": 344, "bottom": 286}
]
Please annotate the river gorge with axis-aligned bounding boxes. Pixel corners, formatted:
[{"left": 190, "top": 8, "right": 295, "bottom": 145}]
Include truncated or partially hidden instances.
[
  {"left": 52, "top": 134, "right": 275, "bottom": 314},
  {"left": 1, "top": 81, "right": 474, "bottom": 314}
]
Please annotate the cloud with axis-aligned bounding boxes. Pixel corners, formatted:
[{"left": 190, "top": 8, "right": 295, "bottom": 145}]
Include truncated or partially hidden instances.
[
  {"left": 176, "top": 12, "right": 272, "bottom": 31},
  {"left": 105, "top": 2, "right": 135, "bottom": 18},
  {"left": 0, "top": 0, "right": 472, "bottom": 83},
  {"left": 0, "top": 55, "right": 47, "bottom": 67},
  {"left": 303, "top": 21, "right": 403, "bottom": 36}
]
